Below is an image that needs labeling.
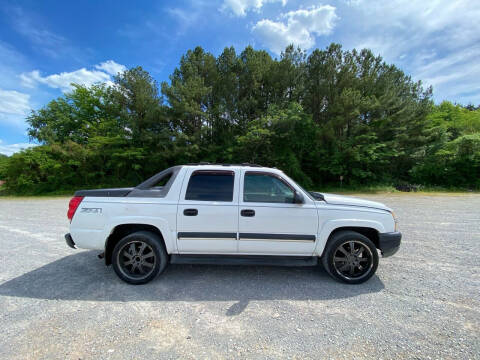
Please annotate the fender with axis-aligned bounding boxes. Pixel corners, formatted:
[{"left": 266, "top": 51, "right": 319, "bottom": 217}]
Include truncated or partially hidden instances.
[
  {"left": 314, "top": 219, "right": 385, "bottom": 256},
  {"left": 104, "top": 216, "right": 177, "bottom": 253}
]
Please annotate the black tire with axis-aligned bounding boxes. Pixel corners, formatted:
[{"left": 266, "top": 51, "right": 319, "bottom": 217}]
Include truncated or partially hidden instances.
[
  {"left": 112, "top": 231, "right": 168, "bottom": 285},
  {"left": 321, "top": 230, "right": 379, "bottom": 284}
]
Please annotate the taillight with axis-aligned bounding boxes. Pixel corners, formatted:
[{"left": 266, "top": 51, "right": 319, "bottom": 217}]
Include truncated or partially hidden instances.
[{"left": 67, "top": 196, "right": 84, "bottom": 221}]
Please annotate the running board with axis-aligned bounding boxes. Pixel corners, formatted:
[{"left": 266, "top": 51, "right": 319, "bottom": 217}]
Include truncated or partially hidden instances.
[{"left": 170, "top": 254, "right": 318, "bottom": 267}]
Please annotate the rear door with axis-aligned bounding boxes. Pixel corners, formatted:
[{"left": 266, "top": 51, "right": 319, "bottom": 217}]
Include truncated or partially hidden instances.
[
  {"left": 176, "top": 168, "right": 239, "bottom": 253},
  {"left": 238, "top": 171, "right": 318, "bottom": 255}
]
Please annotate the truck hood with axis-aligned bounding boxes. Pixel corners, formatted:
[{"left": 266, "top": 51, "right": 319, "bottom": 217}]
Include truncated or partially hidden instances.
[{"left": 320, "top": 193, "right": 391, "bottom": 212}]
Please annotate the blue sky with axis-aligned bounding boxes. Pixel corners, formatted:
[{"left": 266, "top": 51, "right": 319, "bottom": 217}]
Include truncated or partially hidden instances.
[{"left": 1, "top": 0, "right": 479, "bottom": 155}]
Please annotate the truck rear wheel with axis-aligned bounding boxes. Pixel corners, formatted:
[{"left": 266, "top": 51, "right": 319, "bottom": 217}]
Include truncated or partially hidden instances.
[
  {"left": 321, "top": 230, "right": 378, "bottom": 284},
  {"left": 112, "top": 231, "right": 168, "bottom": 284}
]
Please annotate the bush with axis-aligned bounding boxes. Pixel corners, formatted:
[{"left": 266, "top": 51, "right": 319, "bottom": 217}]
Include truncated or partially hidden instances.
[{"left": 411, "top": 134, "right": 480, "bottom": 188}]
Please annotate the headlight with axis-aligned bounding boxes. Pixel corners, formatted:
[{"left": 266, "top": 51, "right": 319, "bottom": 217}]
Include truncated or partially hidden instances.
[{"left": 391, "top": 211, "right": 399, "bottom": 231}]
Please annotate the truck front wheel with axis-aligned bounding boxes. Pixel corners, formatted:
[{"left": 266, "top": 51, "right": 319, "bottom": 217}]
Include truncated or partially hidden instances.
[
  {"left": 112, "top": 231, "right": 168, "bottom": 284},
  {"left": 321, "top": 230, "right": 379, "bottom": 284}
]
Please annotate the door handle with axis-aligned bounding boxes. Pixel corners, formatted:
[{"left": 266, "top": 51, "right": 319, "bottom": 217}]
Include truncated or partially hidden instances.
[
  {"left": 241, "top": 209, "right": 255, "bottom": 217},
  {"left": 183, "top": 208, "right": 198, "bottom": 216}
]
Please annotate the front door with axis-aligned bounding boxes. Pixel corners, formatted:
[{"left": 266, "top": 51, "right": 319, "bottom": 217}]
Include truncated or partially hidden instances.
[
  {"left": 177, "top": 168, "right": 239, "bottom": 253},
  {"left": 238, "top": 171, "right": 318, "bottom": 255}
]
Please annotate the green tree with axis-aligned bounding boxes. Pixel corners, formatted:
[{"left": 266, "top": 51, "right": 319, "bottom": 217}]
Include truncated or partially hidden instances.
[
  {"left": 235, "top": 103, "right": 317, "bottom": 186},
  {"left": 410, "top": 102, "right": 480, "bottom": 187},
  {"left": 27, "top": 83, "right": 122, "bottom": 144},
  {"left": 0, "top": 154, "right": 8, "bottom": 180},
  {"left": 5, "top": 43, "right": 479, "bottom": 194}
]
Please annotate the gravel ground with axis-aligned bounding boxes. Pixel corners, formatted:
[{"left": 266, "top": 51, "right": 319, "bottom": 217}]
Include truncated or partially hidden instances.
[{"left": 0, "top": 194, "right": 479, "bottom": 359}]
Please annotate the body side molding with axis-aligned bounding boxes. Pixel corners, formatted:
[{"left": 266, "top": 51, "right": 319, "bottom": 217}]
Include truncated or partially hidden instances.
[
  {"left": 178, "top": 232, "right": 237, "bottom": 239},
  {"left": 239, "top": 233, "right": 316, "bottom": 241}
]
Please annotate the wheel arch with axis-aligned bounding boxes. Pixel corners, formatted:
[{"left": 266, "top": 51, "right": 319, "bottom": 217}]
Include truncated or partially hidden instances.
[
  {"left": 327, "top": 227, "right": 379, "bottom": 249},
  {"left": 105, "top": 224, "right": 166, "bottom": 265},
  {"left": 315, "top": 220, "right": 384, "bottom": 256}
]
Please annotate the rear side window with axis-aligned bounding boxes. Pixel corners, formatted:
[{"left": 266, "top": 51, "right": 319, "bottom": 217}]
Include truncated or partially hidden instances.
[
  {"left": 185, "top": 170, "right": 235, "bottom": 202},
  {"left": 151, "top": 171, "right": 173, "bottom": 189}
]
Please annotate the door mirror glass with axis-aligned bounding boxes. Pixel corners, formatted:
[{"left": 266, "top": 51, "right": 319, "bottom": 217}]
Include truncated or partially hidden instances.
[{"left": 294, "top": 191, "right": 304, "bottom": 204}]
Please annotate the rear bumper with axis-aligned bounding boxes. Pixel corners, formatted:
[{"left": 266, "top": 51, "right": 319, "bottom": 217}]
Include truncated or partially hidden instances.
[
  {"left": 378, "top": 231, "right": 401, "bottom": 257},
  {"left": 65, "top": 233, "right": 76, "bottom": 249}
]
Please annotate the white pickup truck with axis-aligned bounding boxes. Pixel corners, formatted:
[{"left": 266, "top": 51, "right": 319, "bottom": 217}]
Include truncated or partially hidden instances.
[{"left": 65, "top": 164, "right": 401, "bottom": 285}]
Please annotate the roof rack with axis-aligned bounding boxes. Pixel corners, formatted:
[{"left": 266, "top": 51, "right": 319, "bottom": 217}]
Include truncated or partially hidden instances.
[{"left": 185, "top": 162, "right": 264, "bottom": 168}]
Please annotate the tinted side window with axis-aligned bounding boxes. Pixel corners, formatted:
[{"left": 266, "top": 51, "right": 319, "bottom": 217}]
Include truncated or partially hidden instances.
[
  {"left": 244, "top": 173, "right": 294, "bottom": 203},
  {"left": 185, "top": 171, "right": 235, "bottom": 202},
  {"left": 128, "top": 166, "right": 180, "bottom": 198},
  {"left": 151, "top": 171, "right": 173, "bottom": 189}
]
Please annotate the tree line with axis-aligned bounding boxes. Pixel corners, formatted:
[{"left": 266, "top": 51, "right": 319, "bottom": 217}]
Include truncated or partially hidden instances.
[{"left": 1, "top": 43, "right": 479, "bottom": 194}]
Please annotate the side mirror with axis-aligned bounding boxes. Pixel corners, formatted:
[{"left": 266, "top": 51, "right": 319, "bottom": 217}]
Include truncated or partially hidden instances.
[{"left": 294, "top": 191, "right": 304, "bottom": 204}]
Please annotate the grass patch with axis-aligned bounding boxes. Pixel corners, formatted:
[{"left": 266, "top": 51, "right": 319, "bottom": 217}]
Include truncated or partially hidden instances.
[
  {"left": 1, "top": 183, "right": 477, "bottom": 198},
  {"left": 315, "top": 184, "right": 398, "bottom": 194},
  {"left": 0, "top": 182, "right": 132, "bottom": 198},
  {"left": 0, "top": 187, "right": 75, "bottom": 198},
  {"left": 314, "top": 184, "right": 479, "bottom": 195}
]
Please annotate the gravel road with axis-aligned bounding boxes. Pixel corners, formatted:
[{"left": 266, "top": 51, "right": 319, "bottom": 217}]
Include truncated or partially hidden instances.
[{"left": 0, "top": 194, "right": 479, "bottom": 359}]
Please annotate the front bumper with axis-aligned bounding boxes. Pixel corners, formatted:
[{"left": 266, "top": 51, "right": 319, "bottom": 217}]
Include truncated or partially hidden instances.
[
  {"left": 65, "top": 233, "right": 76, "bottom": 249},
  {"left": 378, "top": 231, "right": 401, "bottom": 257}
]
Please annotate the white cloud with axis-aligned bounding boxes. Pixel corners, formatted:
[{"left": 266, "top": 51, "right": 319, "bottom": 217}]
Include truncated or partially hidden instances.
[
  {"left": 20, "top": 60, "right": 126, "bottom": 92},
  {"left": 0, "top": 89, "right": 30, "bottom": 116},
  {"left": 165, "top": 7, "right": 203, "bottom": 36},
  {"left": 4, "top": 6, "right": 80, "bottom": 60},
  {"left": 0, "top": 41, "right": 30, "bottom": 90},
  {"left": 252, "top": 5, "right": 338, "bottom": 54},
  {"left": 418, "top": 46, "right": 480, "bottom": 102},
  {"left": 0, "top": 42, "right": 32, "bottom": 127},
  {"left": 95, "top": 60, "right": 126, "bottom": 76},
  {"left": 20, "top": 69, "right": 110, "bottom": 92},
  {"left": 348, "top": 0, "right": 480, "bottom": 53},
  {"left": 0, "top": 140, "right": 36, "bottom": 156},
  {"left": 344, "top": 0, "right": 480, "bottom": 104},
  {"left": 222, "top": 0, "right": 287, "bottom": 17}
]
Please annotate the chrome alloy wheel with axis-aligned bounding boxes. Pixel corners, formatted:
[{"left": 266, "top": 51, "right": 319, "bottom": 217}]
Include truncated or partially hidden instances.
[
  {"left": 117, "top": 241, "right": 156, "bottom": 280},
  {"left": 333, "top": 240, "right": 374, "bottom": 280}
]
